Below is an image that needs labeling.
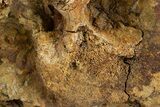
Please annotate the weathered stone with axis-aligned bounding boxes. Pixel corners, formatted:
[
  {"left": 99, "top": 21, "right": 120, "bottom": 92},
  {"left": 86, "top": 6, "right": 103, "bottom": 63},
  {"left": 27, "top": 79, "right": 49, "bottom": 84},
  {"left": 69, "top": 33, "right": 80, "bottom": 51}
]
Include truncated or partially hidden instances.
[{"left": 0, "top": 0, "right": 159, "bottom": 107}]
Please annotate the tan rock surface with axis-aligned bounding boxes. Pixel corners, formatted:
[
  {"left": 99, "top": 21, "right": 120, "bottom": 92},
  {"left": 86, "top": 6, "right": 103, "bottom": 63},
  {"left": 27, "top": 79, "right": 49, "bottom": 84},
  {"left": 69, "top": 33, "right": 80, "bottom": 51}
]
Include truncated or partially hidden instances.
[{"left": 0, "top": 0, "right": 159, "bottom": 107}]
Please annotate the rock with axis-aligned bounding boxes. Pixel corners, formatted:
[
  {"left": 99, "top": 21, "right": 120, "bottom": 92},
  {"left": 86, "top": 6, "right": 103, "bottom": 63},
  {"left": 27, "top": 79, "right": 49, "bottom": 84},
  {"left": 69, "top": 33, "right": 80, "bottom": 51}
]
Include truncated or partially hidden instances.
[{"left": 0, "top": 0, "right": 159, "bottom": 106}]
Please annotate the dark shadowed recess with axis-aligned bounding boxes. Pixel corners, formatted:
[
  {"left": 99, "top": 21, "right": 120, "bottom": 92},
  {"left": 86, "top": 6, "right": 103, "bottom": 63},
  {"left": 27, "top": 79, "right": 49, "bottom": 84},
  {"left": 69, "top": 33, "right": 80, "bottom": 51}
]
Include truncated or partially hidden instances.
[
  {"left": 0, "top": 99, "right": 23, "bottom": 107},
  {"left": 33, "top": 0, "right": 64, "bottom": 32}
]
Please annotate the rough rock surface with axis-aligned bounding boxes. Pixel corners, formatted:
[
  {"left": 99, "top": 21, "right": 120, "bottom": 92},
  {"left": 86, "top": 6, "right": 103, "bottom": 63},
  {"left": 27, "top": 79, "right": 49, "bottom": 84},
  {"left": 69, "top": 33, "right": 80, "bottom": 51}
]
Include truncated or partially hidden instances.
[{"left": 0, "top": 0, "right": 159, "bottom": 107}]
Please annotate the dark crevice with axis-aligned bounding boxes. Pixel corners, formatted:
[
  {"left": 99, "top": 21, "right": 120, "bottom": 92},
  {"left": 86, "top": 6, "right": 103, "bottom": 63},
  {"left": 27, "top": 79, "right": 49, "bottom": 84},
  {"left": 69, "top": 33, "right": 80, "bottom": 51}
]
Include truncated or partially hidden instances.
[
  {"left": 123, "top": 57, "right": 132, "bottom": 101},
  {"left": 47, "top": 4, "right": 64, "bottom": 31},
  {"left": 65, "top": 30, "right": 77, "bottom": 33},
  {"left": 123, "top": 57, "right": 142, "bottom": 107},
  {"left": 8, "top": 99, "right": 23, "bottom": 107},
  {"left": 33, "top": 1, "right": 64, "bottom": 32},
  {"left": 0, "top": 99, "right": 24, "bottom": 107},
  {"left": 0, "top": 58, "right": 2, "bottom": 65},
  {"left": 36, "top": 5, "right": 54, "bottom": 32}
]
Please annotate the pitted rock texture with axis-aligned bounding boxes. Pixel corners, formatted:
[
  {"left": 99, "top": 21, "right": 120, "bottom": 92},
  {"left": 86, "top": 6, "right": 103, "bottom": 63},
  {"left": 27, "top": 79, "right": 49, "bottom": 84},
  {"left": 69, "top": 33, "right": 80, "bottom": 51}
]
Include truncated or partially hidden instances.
[{"left": 0, "top": 0, "right": 159, "bottom": 107}]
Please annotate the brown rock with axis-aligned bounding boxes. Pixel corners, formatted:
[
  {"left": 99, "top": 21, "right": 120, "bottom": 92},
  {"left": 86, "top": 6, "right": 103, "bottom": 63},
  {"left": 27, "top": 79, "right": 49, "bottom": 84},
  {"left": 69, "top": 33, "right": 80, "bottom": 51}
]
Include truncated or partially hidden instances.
[{"left": 0, "top": 0, "right": 159, "bottom": 107}]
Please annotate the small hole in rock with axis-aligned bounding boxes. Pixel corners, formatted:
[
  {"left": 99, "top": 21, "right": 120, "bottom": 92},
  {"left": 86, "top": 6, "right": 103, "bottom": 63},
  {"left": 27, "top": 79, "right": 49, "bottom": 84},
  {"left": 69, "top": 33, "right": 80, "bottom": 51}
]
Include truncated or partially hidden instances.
[{"left": 70, "top": 62, "right": 78, "bottom": 70}]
